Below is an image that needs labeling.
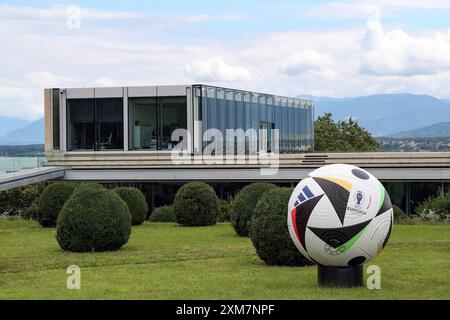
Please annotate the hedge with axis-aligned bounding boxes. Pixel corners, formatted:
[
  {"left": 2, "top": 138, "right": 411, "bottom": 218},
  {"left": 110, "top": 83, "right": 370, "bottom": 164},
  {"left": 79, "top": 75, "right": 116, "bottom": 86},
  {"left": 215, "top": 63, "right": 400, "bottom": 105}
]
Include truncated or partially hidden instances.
[
  {"left": 250, "top": 187, "right": 312, "bottom": 266},
  {"left": 23, "top": 205, "right": 39, "bottom": 220},
  {"left": 173, "top": 182, "right": 219, "bottom": 226},
  {"left": 56, "top": 187, "right": 132, "bottom": 252},
  {"left": 231, "top": 183, "right": 277, "bottom": 236},
  {"left": 113, "top": 187, "right": 148, "bottom": 225},
  {"left": 38, "top": 182, "right": 77, "bottom": 227},
  {"left": 149, "top": 206, "right": 176, "bottom": 222},
  {"left": 217, "top": 199, "right": 233, "bottom": 222}
]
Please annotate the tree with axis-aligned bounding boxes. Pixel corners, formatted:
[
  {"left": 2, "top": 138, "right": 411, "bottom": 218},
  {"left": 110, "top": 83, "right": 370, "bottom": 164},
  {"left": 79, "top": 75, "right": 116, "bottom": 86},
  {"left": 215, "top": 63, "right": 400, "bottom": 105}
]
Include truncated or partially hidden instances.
[{"left": 314, "top": 113, "right": 379, "bottom": 152}]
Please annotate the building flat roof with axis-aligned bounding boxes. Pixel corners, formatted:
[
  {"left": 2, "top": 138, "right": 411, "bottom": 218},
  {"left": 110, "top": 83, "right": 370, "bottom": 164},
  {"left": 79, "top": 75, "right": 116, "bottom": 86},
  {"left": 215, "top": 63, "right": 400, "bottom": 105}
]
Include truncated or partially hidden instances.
[{"left": 50, "top": 84, "right": 314, "bottom": 106}]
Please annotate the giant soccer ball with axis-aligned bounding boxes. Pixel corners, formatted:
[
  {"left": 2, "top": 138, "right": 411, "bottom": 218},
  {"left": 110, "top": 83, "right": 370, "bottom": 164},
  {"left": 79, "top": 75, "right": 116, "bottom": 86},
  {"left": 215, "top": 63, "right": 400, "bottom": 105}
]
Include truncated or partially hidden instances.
[{"left": 287, "top": 164, "right": 393, "bottom": 267}]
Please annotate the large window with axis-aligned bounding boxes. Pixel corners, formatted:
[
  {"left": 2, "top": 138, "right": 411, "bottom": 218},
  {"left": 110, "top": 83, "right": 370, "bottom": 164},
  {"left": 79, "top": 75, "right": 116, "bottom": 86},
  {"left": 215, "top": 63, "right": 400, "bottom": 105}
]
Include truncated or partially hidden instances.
[
  {"left": 67, "top": 98, "right": 95, "bottom": 151},
  {"left": 129, "top": 96, "right": 187, "bottom": 150},
  {"left": 383, "top": 181, "right": 444, "bottom": 215},
  {"left": 96, "top": 98, "right": 123, "bottom": 150},
  {"left": 129, "top": 97, "right": 158, "bottom": 150},
  {"left": 67, "top": 98, "right": 123, "bottom": 151},
  {"left": 160, "top": 96, "right": 187, "bottom": 150}
]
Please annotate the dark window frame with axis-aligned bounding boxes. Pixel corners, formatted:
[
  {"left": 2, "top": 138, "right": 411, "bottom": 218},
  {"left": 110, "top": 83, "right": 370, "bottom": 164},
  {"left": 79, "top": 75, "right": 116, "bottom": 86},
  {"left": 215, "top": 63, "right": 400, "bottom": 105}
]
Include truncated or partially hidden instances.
[{"left": 52, "top": 89, "right": 60, "bottom": 150}]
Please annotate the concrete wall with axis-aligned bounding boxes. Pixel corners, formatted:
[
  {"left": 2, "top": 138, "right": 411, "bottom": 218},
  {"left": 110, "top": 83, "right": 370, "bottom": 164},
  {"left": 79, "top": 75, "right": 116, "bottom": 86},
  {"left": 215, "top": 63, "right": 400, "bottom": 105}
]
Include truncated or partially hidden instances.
[{"left": 46, "top": 152, "right": 450, "bottom": 169}]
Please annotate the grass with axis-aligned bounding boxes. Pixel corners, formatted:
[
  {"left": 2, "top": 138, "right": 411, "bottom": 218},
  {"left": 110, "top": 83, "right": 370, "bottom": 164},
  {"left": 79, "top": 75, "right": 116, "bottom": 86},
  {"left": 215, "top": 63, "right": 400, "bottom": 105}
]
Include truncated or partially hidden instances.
[{"left": 0, "top": 220, "right": 449, "bottom": 299}]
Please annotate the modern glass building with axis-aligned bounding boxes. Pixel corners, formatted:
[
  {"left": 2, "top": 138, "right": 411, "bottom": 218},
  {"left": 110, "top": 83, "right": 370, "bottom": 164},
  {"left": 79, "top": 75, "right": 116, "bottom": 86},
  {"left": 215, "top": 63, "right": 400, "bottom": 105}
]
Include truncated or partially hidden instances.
[
  {"left": 196, "top": 85, "right": 314, "bottom": 153},
  {"left": 40, "top": 84, "right": 450, "bottom": 217},
  {"left": 47, "top": 84, "right": 314, "bottom": 154}
]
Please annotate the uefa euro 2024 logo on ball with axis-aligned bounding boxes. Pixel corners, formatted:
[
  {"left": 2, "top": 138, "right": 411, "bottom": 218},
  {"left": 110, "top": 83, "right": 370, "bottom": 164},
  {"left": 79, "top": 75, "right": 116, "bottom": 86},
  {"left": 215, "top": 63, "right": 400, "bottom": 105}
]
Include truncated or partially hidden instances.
[{"left": 287, "top": 164, "right": 393, "bottom": 268}]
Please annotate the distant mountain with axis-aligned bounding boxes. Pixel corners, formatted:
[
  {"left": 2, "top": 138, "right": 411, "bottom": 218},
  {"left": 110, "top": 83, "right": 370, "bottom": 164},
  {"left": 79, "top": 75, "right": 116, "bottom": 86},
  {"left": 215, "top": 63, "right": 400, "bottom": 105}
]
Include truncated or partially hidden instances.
[
  {"left": 388, "top": 122, "right": 450, "bottom": 138},
  {"left": 0, "top": 144, "right": 44, "bottom": 156},
  {"left": 0, "top": 93, "right": 449, "bottom": 144},
  {"left": 298, "top": 95, "right": 351, "bottom": 103},
  {"left": 0, "top": 117, "right": 44, "bottom": 145},
  {"left": 0, "top": 116, "right": 30, "bottom": 137},
  {"left": 302, "top": 94, "right": 450, "bottom": 136}
]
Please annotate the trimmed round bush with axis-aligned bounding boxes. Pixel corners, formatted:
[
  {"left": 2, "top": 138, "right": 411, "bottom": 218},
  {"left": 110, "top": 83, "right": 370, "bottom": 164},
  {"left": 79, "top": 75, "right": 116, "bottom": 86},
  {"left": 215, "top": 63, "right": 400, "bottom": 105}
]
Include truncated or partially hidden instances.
[
  {"left": 113, "top": 187, "right": 148, "bottom": 225},
  {"left": 173, "top": 182, "right": 219, "bottom": 226},
  {"left": 232, "top": 183, "right": 277, "bottom": 236},
  {"left": 217, "top": 199, "right": 233, "bottom": 222},
  {"left": 56, "top": 187, "right": 132, "bottom": 252},
  {"left": 393, "top": 205, "right": 407, "bottom": 222},
  {"left": 23, "top": 205, "right": 39, "bottom": 220},
  {"left": 38, "top": 182, "right": 77, "bottom": 227},
  {"left": 150, "top": 206, "right": 176, "bottom": 222},
  {"left": 250, "top": 187, "right": 312, "bottom": 266},
  {"left": 76, "top": 183, "right": 106, "bottom": 191}
]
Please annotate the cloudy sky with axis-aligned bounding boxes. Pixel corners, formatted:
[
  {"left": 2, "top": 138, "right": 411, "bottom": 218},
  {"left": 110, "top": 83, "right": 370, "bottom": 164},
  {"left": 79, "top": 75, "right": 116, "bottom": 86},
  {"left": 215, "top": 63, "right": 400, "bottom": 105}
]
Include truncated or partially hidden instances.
[{"left": 1, "top": 0, "right": 450, "bottom": 120}]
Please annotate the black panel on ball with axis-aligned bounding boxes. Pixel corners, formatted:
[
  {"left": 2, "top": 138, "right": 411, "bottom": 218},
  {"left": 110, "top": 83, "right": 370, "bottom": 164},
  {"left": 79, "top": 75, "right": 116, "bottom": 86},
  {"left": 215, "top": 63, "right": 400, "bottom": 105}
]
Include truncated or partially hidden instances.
[
  {"left": 312, "top": 177, "right": 350, "bottom": 225},
  {"left": 351, "top": 168, "right": 370, "bottom": 180},
  {"left": 348, "top": 256, "right": 366, "bottom": 266},
  {"left": 376, "top": 189, "right": 392, "bottom": 217}
]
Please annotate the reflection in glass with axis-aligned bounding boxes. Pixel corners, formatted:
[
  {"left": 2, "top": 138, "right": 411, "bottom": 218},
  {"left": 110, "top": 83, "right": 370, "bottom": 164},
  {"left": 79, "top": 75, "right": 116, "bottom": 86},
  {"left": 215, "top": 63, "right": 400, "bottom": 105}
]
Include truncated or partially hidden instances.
[
  {"left": 160, "top": 96, "right": 187, "bottom": 150},
  {"left": 194, "top": 85, "right": 314, "bottom": 153},
  {"left": 67, "top": 98, "right": 95, "bottom": 151},
  {"left": 95, "top": 98, "right": 123, "bottom": 150},
  {"left": 129, "top": 97, "right": 158, "bottom": 150}
]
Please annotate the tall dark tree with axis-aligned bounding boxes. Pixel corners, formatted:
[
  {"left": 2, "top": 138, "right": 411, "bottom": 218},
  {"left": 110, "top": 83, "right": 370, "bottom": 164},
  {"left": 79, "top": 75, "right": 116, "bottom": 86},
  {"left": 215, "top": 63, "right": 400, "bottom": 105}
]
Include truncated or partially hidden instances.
[{"left": 314, "top": 113, "right": 379, "bottom": 152}]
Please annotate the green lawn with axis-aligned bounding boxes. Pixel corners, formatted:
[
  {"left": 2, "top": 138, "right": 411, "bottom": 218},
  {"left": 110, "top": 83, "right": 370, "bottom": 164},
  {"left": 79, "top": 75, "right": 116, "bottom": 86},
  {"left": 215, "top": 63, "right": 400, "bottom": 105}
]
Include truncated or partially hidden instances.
[{"left": 0, "top": 220, "right": 449, "bottom": 299}]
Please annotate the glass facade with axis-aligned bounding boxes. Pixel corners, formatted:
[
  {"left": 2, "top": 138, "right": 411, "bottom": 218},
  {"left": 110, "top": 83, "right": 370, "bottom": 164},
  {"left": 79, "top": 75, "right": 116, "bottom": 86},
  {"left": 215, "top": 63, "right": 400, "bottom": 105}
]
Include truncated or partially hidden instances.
[
  {"left": 64, "top": 85, "right": 312, "bottom": 153},
  {"left": 128, "top": 96, "right": 187, "bottom": 151},
  {"left": 129, "top": 97, "right": 158, "bottom": 150},
  {"left": 67, "top": 98, "right": 95, "bottom": 151},
  {"left": 67, "top": 98, "right": 123, "bottom": 151},
  {"left": 159, "top": 96, "right": 187, "bottom": 150},
  {"left": 382, "top": 181, "right": 447, "bottom": 215},
  {"left": 195, "top": 85, "right": 314, "bottom": 153},
  {"left": 96, "top": 98, "right": 124, "bottom": 150}
]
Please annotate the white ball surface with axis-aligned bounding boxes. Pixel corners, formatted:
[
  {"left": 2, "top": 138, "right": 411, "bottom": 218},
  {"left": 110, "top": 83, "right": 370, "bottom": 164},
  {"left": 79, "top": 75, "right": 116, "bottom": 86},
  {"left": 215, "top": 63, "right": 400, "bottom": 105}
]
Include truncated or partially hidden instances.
[{"left": 287, "top": 164, "right": 393, "bottom": 267}]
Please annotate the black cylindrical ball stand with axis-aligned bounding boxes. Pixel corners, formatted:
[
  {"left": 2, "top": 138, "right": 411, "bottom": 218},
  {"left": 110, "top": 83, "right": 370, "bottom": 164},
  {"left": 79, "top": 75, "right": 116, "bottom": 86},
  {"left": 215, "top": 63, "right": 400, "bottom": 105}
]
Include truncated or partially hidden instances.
[{"left": 318, "top": 264, "right": 363, "bottom": 287}]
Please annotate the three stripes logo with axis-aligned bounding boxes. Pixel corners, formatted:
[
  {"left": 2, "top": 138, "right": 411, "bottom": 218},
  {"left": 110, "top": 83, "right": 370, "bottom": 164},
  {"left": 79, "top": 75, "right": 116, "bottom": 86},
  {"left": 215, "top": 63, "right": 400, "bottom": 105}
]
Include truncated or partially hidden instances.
[{"left": 294, "top": 185, "right": 315, "bottom": 206}]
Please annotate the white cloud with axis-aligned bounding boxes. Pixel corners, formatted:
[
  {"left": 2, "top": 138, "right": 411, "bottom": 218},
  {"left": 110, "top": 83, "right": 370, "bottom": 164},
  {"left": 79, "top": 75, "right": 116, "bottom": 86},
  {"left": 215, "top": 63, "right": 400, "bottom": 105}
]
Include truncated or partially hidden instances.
[
  {"left": 370, "top": 0, "right": 450, "bottom": 9},
  {"left": 185, "top": 57, "right": 251, "bottom": 82},
  {"left": 1, "top": 3, "right": 450, "bottom": 121},
  {"left": 280, "top": 49, "right": 335, "bottom": 79},
  {"left": 309, "top": 2, "right": 381, "bottom": 20},
  {"left": 312, "top": 0, "right": 450, "bottom": 14},
  {"left": 25, "top": 71, "right": 76, "bottom": 87},
  {"left": 0, "top": 85, "right": 43, "bottom": 120},
  {"left": 361, "top": 17, "right": 450, "bottom": 76},
  {"left": 94, "top": 77, "right": 122, "bottom": 87},
  {"left": 0, "top": 4, "right": 142, "bottom": 20}
]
